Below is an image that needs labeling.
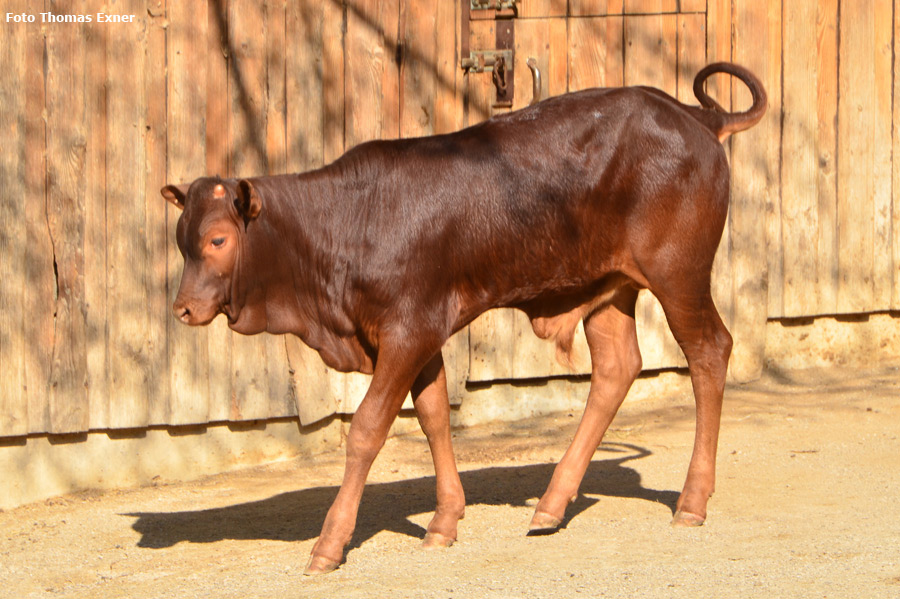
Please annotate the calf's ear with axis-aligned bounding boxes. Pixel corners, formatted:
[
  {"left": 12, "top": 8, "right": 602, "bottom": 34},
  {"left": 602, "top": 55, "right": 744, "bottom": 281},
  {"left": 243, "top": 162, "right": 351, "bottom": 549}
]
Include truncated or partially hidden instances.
[
  {"left": 236, "top": 179, "right": 262, "bottom": 221},
  {"left": 161, "top": 184, "right": 190, "bottom": 210}
]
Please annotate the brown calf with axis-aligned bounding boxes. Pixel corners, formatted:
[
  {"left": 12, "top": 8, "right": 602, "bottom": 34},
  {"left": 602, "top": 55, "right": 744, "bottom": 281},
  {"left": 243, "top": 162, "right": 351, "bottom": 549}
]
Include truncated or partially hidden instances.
[{"left": 162, "top": 62, "right": 766, "bottom": 574}]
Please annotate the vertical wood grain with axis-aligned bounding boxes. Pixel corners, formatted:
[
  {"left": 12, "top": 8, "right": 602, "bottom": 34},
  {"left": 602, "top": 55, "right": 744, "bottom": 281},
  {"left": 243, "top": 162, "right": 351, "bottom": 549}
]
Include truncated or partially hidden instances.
[
  {"left": 345, "top": 0, "right": 388, "bottom": 146},
  {"left": 207, "top": 0, "right": 230, "bottom": 178},
  {"left": 464, "top": 19, "right": 496, "bottom": 125},
  {"left": 871, "top": 0, "right": 893, "bottom": 310},
  {"left": 167, "top": 0, "right": 211, "bottom": 425},
  {"left": 676, "top": 13, "right": 706, "bottom": 103},
  {"left": 144, "top": 1, "right": 169, "bottom": 426},
  {"left": 382, "top": 0, "right": 402, "bottom": 139},
  {"left": 23, "top": 15, "right": 55, "bottom": 434},
  {"left": 229, "top": 0, "right": 268, "bottom": 178},
  {"left": 729, "top": 0, "right": 779, "bottom": 382},
  {"left": 764, "top": 0, "right": 785, "bottom": 319},
  {"left": 568, "top": 16, "right": 624, "bottom": 92},
  {"left": 780, "top": 0, "right": 818, "bottom": 317},
  {"left": 0, "top": 0, "right": 29, "bottom": 436},
  {"left": 266, "top": 1, "right": 287, "bottom": 174},
  {"left": 837, "top": 1, "right": 877, "bottom": 313},
  {"left": 815, "top": 0, "right": 839, "bottom": 314},
  {"left": 323, "top": 0, "right": 346, "bottom": 163},
  {"left": 548, "top": 16, "right": 569, "bottom": 96},
  {"left": 286, "top": 0, "right": 327, "bottom": 171},
  {"left": 107, "top": 0, "right": 152, "bottom": 429},
  {"left": 82, "top": 0, "right": 109, "bottom": 430},
  {"left": 894, "top": 0, "right": 900, "bottom": 309},
  {"left": 623, "top": 14, "right": 677, "bottom": 94},
  {"left": 434, "top": 0, "right": 462, "bottom": 135},
  {"left": 400, "top": 0, "right": 437, "bottom": 138},
  {"left": 45, "top": 2, "right": 90, "bottom": 433}
]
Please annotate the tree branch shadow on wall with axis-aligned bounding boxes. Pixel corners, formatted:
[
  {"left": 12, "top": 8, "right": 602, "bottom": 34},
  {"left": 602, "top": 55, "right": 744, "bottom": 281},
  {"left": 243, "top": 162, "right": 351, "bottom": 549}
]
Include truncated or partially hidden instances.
[
  {"left": 126, "top": 442, "right": 678, "bottom": 553},
  {"left": 213, "top": 0, "right": 476, "bottom": 177}
]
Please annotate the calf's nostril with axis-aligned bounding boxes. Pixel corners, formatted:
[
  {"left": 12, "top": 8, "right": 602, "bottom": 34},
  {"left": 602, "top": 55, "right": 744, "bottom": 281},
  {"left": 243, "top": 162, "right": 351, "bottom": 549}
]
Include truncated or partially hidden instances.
[{"left": 173, "top": 302, "right": 191, "bottom": 321}]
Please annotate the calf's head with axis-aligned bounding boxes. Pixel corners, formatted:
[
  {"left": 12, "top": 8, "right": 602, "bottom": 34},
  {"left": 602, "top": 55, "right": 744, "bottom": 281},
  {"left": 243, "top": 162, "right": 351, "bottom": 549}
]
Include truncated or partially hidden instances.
[{"left": 161, "top": 177, "right": 261, "bottom": 327}]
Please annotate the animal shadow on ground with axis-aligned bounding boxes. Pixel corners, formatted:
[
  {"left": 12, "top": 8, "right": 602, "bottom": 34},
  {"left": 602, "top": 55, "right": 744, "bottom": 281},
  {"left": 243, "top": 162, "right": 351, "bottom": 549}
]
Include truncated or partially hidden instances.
[{"left": 127, "top": 442, "right": 678, "bottom": 552}]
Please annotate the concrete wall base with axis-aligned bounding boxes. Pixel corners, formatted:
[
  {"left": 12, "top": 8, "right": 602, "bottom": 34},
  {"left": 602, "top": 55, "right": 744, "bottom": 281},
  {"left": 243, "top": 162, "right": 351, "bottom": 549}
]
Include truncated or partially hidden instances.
[
  {"left": 0, "top": 418, "right": 342, "bottom": 510},
  {"left": 764, "top": 312, "right": 900, "bottom": 371},
  {"left": 3, "top": 312, "right": 899, "bottom": 510}
]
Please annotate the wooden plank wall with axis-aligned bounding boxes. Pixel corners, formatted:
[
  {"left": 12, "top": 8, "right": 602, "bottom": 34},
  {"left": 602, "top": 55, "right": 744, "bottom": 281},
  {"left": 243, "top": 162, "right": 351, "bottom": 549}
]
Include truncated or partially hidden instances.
[
  {"left": 2, "top": 0, "right": 900, "bottom": 439},
  {"left": 467, "top": 0, "right": 900, "bottom": 382},
  {"left": 0, "top": 0, "right": 465, "bottom": 436},
  {"left": 772, "top": 0, "right": 897, "bottom": 317}
]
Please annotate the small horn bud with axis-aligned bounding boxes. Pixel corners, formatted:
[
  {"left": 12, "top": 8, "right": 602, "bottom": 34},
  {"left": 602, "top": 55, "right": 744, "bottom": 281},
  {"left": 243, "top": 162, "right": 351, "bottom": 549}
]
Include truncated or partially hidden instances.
[{"left": 213, "top": 183, "right": 226, "bottom": 198}]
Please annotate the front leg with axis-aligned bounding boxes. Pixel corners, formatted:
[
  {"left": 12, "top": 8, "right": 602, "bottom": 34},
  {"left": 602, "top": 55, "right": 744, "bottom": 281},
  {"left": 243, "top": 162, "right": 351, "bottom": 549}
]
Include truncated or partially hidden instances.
[{"left": 305, "top": 341, "right": 440, "bottom": 575}]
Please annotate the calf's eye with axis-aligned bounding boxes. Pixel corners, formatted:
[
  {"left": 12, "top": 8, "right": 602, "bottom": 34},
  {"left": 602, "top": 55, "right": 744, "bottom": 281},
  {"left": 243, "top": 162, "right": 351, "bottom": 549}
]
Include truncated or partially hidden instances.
[{"left": 211, "top": 237, "right": 226, "bottom": 247}]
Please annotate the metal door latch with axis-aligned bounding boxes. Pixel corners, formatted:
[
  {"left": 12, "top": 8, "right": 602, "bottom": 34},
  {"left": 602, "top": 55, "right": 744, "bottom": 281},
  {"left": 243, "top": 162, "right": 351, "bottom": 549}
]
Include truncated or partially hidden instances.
[
  {"left": 460, "top": 49, "right": 514, "bottom": 73},
  {"left": 461, "top": 3, "right": 517, "bottom": 107},
  {"left": 460, "top": 49, "right": 515, "bottom": 108}
]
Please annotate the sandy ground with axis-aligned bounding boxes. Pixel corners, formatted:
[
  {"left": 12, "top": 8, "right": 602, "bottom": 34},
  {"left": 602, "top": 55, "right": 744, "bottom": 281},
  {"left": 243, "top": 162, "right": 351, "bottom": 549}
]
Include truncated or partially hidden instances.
[{"left": 2, "top": 365, "right": 900, "bottom": 599}]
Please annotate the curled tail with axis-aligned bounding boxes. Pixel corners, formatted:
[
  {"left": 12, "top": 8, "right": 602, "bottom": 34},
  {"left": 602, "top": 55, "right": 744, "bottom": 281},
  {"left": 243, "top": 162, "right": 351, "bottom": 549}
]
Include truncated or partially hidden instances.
[{"left": 692, "top": 62, "right": 767, "bottom": 142}]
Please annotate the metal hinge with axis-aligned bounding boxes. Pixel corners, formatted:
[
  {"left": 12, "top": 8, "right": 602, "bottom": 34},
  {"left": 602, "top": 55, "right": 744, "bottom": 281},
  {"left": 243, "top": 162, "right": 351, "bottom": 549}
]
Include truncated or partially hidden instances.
[{"left": 470, "top": 0, "right": 518, "bottom": 15}]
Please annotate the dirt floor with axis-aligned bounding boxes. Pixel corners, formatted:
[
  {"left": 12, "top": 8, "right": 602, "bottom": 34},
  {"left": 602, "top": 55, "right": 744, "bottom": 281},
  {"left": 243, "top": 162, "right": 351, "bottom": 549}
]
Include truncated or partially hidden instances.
[{"left": 3, "top": 365, "right": 900, "bottom": 599}]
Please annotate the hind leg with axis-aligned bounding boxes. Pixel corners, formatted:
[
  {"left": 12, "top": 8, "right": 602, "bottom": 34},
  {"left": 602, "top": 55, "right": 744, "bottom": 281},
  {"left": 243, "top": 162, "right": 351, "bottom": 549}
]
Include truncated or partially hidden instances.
[
  {"left": 530, "top": 286, "right": 642, "bottom": 532},
  {"left": 655, "top": 289, "right": 732, "bottom": 526},
  {"left": 411, "top": 352, "right": 466, "bottom": 548}
]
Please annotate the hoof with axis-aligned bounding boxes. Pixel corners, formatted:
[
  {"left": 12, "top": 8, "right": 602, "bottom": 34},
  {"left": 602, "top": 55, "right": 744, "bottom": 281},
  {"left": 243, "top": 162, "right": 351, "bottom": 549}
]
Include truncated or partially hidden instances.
[
  {"left": 304, "top": 554, "right": 341, "bottom": 576},
  {"left": 671, "top": 510, "right": 706, "bottom": 528},
  {"left": 528, "top": 510, "right": 563, "bottom": 534},
  {"left": 421, "top": 532, "right": 456, "bottom": 549}
]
